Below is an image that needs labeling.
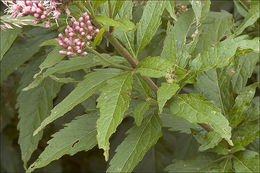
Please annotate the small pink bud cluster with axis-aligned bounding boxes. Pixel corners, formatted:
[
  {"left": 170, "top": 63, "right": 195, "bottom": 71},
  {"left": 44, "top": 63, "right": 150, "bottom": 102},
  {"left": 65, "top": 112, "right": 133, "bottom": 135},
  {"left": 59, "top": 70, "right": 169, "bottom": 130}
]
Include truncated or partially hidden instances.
[
  {"left": 56, "top": 13, "right": 99, "bottom": 56},
  {"left": 3, "top": 0, "right": 66, "bottom": 28}
]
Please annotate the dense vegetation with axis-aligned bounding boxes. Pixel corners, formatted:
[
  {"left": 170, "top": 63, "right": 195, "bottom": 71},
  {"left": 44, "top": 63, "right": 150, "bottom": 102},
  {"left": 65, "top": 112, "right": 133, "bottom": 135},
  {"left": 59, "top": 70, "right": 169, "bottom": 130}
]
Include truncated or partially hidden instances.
[{"left": 0, "top": 0, "right": 259, "bottom": 172}]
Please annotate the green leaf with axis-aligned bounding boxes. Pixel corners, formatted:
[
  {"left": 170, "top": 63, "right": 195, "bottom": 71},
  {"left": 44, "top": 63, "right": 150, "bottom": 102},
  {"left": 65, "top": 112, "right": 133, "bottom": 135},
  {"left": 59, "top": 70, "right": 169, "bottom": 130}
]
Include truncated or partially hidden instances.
[
  {"left": 161, "top": 22, "right": 177, "bottom": 64},
  {"left": 40, "top": 39, "right": 59, "bottom": 47},
  {"left": 0, "top": 27, "right": 21, "bottom": 60},
  {"left": 16, "top": 52, "right": 61, "bottom": 165},
  {"left": 195, "top": 68, "right": 234, "bottom": 114},
  {"left": 133, "top": 101, "right": 151, "bottom": 126},
  {"left": 107, "top": 114, "right": 162, "bottom": 173},
  {"left": 33, "top": 68, "right": 122, "bottom": 136},
  {"left": 235, "top": 0, "right": 260, "bottom": 36},
  {"left": 227, "top": 83, "right": 259, "bottom": 127},
  {"left": 95, "top": 15, "right": 119, "bottom": 26},
  {"left": 190, "top": 0, "right": 211, "bottom": 25},
  {"left": 136, "top": 1, "right": 166, "bottom": 55},
  {"left": 157, "top": 83, "right": 179, "bottom": 113},
  {"left": 191, "top": 36, "right": 259, "bottom": 72},
  {"left": 0, "top": 27, "right": 56, "bottom": 82},
  {"left": 169, "top": 94, "right": 233, "bottom": 145},
  {"left": 231, "top": 53, "right": 259, "bottom": 93},
  {"left": 233, "top": 0, "right": 248, "bottom": 17},
  {"left": 93, "top": 27, "right": 105, "bottom": 47},
  {"left": 137, "top": 56, "right": 173, "bottom": 78},
  {"left": 111, "top": 0, "right": 125, "bottom": 18},
  {"left": 97, "top": 72, "right": 133, "bottom": 160},
  {"left": 165, "top": 1, "right": 177, "bottom": 21},
  {"left": 91, "top": 0, "right": 107, "bottom": 10},
  {"left": 133, "top": 74, "right": 151, "bottom": 98},
  {"left": 27, "top": 114, "right": 97, "bottom": 172},
  {"left": 234, "top": 150, "right": 259, "bottom": 173}
]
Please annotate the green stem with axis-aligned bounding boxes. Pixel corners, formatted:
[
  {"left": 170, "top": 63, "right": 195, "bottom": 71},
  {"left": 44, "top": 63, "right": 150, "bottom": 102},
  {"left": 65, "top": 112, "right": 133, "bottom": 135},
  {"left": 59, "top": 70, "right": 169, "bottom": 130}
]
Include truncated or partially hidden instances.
[{"left": 86, "top": 46, "right": 133, "bottom": 71}]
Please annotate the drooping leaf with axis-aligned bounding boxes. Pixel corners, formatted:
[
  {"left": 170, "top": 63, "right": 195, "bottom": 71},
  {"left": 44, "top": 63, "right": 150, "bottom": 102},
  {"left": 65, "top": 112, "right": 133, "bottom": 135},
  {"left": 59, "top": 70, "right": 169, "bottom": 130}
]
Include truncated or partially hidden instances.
[
  {"left": 227, "top": 83, "right": 259, "bottom": 127},
  {"left": 0, "top": 27, "right": 56, "bottom": 82},
  {"left": 157, "top": 83, "right": 179, "bottom": 113},
  {"left": 195, "top": 68, "right": 234, "bottom": 114},
  {"left": 27, "top": 114, "right": 98, "bottom": 172},
  {"left": 191, "top": 36, "right": 259, "bottom": 72},
  {"left": 231, "top": 53, "right": 259, "bottom": 93},
  {"left": 169, "top": 94, "right": 233, "bottom": 145},
  {"left": 235, "top": 0, "right": 260, "bottom": 36},
  {"left": 136, "top": 1, "right": 166, "bottom": 55},
  {"left": 0, "top": 27, "right": 21, "bottom": 61},
  {"left": 133, "top": 101, "right": 151, "bottom": 126},
  {"left": 33, "top": 68, "right": 122, "bottom": 136},
  {"left": 161, "top": 22, "right": 177, "bottom": 64},
  {"left": 234, "top": 150, "right": 259, "bottom": 173},
  {"left": 96, "top": 72, "right": 133, "bottom": 160},
  {"left": 16, "top": 51, "right": 61, "bottom": 165},
  {"left": 107, "top": 114, "right": 162, "bottom": 173}
]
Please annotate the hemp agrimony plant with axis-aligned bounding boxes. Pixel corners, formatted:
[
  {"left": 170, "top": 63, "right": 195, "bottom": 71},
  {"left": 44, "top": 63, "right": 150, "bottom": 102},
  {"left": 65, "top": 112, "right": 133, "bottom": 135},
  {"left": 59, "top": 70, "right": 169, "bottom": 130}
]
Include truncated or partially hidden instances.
[{"left": 0, "top": 0, "right": 259, "bottom": 172}]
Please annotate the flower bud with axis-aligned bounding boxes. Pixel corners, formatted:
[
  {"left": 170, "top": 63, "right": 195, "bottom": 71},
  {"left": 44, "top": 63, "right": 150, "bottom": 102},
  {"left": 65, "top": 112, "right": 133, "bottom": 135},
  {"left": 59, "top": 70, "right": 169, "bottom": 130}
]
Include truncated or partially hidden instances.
[
  {"left": 81, "top": 52, "right": 88, "bottom": 56},
  {"left": 67, "top": 52, "right": 74, "bottom": 56},
  {"left": 94, "top": 29, "right": 99, "bottom": 35},
  {"left": 59, "top": 50, "right": 67, "bottom": 55}
]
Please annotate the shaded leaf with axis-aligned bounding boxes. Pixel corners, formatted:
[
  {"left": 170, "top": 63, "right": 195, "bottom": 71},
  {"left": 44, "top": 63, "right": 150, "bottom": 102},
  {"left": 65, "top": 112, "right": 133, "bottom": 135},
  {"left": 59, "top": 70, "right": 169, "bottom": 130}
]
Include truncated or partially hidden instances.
[
  {"left": 133, "top": 101, "right": 151, "bottom": 126},
  {"left": 234, "top": 150, "right": 259, "bottom": 173}
]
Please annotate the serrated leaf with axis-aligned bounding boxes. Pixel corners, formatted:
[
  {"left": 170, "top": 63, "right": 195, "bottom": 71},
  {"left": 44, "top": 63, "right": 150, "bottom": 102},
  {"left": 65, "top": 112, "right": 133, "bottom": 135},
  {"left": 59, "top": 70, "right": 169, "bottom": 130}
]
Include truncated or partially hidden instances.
[
  {"left": 97, "top": 72, "right": 133, "bottom": 160},
  {"left": 33, "top": 68, "right": 122, "bottom": 136},
  {"left": 133, "top": 101, "right": 151, "bottom": 126},
  {"left": 161, "top": 22, "right": 177, "bottom": 64},
  {"left": 191, "top": 36, "right": 259, "bottom": 72},
  {"left": 0, "top": 27, "right": 56, "bottom": 82},
  {"left": 107, "top": 114, "right": 162, "bottom": 173},
  {"left": 136, "top": 1, "right": 166, "bottom": 55},
  {"left": 0, "top": 27, "right": 21, "bottom": 61},
  {"left": 195, "top": 68, "right": 234, "bottom": 114},
  {"left": 27, "top": 114, "right": 97, "bottom": 172},
  {"left": 169, "top": 94, "right": 233, "bottom": 145},
  {"left": 231, "top": 53, "right": 259, "bottom": 93},
  {"left": 16, "top": 51, "right": 61, "bottom": 165},
  {"left": 137, "top": 56, "right": 173, "bottom": 78},
  {"left": 157, "top": 83, "right": 179, "bottom": 113},
  {"left": 227, "top": 83, "right": 258, "bottom": 126},
  {"left": 234, "top": 150, "right": 259, "bottom": 173},
  {"left": 235, "top": 0, "right": 260, "bottom": 36}
]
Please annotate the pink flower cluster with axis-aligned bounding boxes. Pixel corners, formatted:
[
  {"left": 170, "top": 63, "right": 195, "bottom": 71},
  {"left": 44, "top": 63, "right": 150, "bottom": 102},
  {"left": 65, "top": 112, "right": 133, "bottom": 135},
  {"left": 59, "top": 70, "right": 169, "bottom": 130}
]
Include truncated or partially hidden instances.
[
  {"left": 3, "top": 0, "right": 67, "bottom": 28},
  {"left": 56, "top": 13, "right": 99, "bottom": 56}
]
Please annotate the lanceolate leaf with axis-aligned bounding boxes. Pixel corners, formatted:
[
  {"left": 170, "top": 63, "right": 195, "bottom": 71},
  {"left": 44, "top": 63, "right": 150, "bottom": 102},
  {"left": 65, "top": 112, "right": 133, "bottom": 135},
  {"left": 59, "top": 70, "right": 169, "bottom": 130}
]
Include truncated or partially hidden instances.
[
  {"left": 111, "top": 0, "right": 125, "bottom": 18},
  {"left": 169, "top": 94, "right": 233, "bottom": 145},
  {"left": 0, "top": 27, "right": 21, "bottom": 61},
  {"left": 227, "top": 83, "right": 259, "bottom": 127},
  {"left": 107, "top": 114, "right": 162, "bottom": 173},
  {"left": 190, "top": 0, "right": 211, "bottom": 25},
  {"left": 136, "top": 1, "right": 166, "bottom": 55},
  {"left": 28, "top": 114, "right": 98, "bottom": 172},
  {"left": 17, "top": 52, "right": 61, "bottom": 165},
  {"left": 234, "top": 150, "right": 259, "bottom": 173},
  {"left": 33, "top": 68, "right": 122, "bottom": 136},
  {"left": 235, "top": 0, "right": 260, "bottom": 36},
  {"left": 97, "top": 72, "right": 133, "bottom": 160},
  {"left": 157, "top": 83, "right": 180, "bottom": 113},
  {"left": 133, "top": 101, "right": 151, "bottom": 126}
]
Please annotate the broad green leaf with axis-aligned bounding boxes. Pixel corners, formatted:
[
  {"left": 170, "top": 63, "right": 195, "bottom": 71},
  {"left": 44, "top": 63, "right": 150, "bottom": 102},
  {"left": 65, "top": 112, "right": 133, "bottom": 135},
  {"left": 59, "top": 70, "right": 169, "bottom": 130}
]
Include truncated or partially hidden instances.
[
  {"left": 33, "top": 68, "right": 122, "bottom": 136},
  {"left": 111, "top": 0, "right": 125, "bottom": 18},
  {"left": 107, "top": 114, "right": 162, "bottom": 173},
  {"left": 97, "top": 72, "right": 133, "bottom": 160},
  {"left": 40, "top": 39, "right": 59, "bottom": 47},
  {"left": 232, "top": 120, "right": 259, "bottom": 153},
  {"left": 231, "top": 53, "right": 259, "bottom": 93},
  {"left": 157, "top": 83, "right": 179, "bottom": 113},
  {"left": 165, "top": 1, "right": 177, "bottom": 21},
  {"left": 234, "top": 150, "right": 259, "bottom": 173},
  {"left": 95, "top": 15, "right": 119, "bottom": 26},
  {"left": 160, "top": 112, "right": 200, "bottom": 134},
  {"left": 195, "top": 68, "right": 234, "bottom": 114},
  {"left": 161, "top": 22, "right": 177, "bottom": 64},
  {"left": 133, "top": 74, "right": 151, "bottom": 98},
  {"left": 133, "top": 101, "right": 151, "bottom": 126},
  {"left": 0, "top": 27, "right": 21, "bottom": 60},
  {"left": 136, "top": 1, "right": 166, "bottom": 55},
  {"left": 191, "top": 36, "right": 259, "bottom": 72},
  {"left": 91, "top": 0, "right": 107, "bottom": 10},
  {"left": 93, "top": 27, "right": 105, "bottom": 47},
  {"left": 35, "top": 46, "right": 66, "bottom": 77},
  {"left": 169, "top": 94, "right": 233, "bottom": 145},
  {"left": 246, "top": 96, "right": 260, "bottom": 121},
  {"left": 0, "top": 27, "right": 56, "bottom": 82},
  {"left": 235, "top": 0, "right": 260, "bottom": 36},
  {"left": 190, "top": 0, "right": 211, "bottom": 25},
  {"left": 27, "top": 114, "right": 98, "bottom": 172},
  {"left": 227, "top": 83, "right": 259, "bottom": 127},
  {"left": 16, "top": 52, "right": 61, "bottom": 165},
  {"left": 233, "top": 0, "right": 248, "bottom": 17},
  {"left": 137, "top": 56, "right": 173, "bottom": 78}
]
